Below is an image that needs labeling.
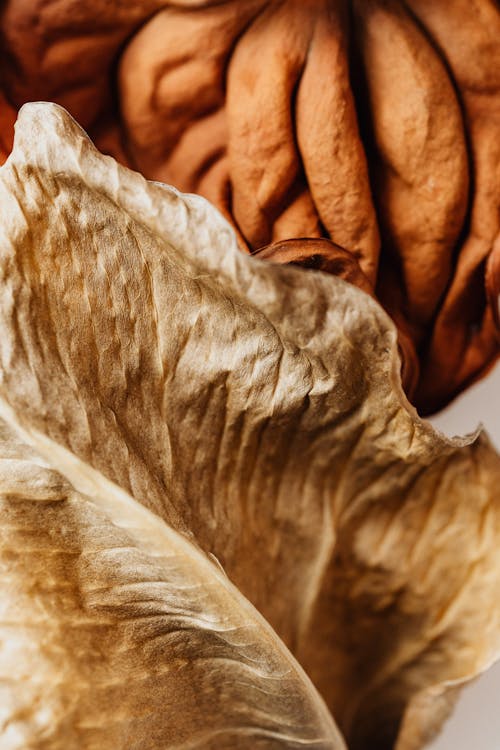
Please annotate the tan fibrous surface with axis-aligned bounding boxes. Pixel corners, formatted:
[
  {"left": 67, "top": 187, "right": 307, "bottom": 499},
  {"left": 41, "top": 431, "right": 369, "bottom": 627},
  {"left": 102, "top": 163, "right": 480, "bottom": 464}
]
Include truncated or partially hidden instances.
[
  {"left": 0, "top": 421, "right": 342, "bottom": 750},
  {"left": 1, "top": 102, "right": 500, "bottom": 750},
  {"left": 0, "top": 0, "right": 498, "bottom": 413}
]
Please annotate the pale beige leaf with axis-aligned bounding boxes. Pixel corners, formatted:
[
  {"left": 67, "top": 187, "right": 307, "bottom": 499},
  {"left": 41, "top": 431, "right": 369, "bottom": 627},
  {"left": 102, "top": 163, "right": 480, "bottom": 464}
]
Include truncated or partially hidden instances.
[
  {"left": 0, "top": 103, "right": 499, "bottom": 749},
  {"left": 0, "top": 416, "right": 342, "bottom": 749}
]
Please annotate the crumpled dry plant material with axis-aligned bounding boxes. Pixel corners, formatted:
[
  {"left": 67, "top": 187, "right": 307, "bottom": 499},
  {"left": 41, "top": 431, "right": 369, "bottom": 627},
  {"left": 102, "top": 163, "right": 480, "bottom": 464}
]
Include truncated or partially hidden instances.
[
  {"left": 0, "top": 0, "right": 499, "bottom": 413},
  {"left": 0, "top": 419, "right": 342, "bottom": 750},
  {"left": 1, "top": 102, "right": 500, "bottom": 750}
]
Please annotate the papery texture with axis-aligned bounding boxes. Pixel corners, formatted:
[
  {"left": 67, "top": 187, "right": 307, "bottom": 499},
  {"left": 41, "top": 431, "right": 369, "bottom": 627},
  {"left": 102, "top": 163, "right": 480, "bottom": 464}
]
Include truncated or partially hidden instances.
[
  {"left": 0, "top": 103, "right": 500, "bottom": 749},
  {"left": 0, "top": 417, "right": 342, "bottom": 749},
  {"left": 0, "top": 0, "right": 498, "bottom": 412}
]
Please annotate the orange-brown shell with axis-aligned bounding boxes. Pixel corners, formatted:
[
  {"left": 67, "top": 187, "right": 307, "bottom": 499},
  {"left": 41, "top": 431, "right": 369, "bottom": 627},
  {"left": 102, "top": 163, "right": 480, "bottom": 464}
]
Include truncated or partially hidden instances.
[{"left": 0, "top": 0, "right": 498, "bottom": 413}]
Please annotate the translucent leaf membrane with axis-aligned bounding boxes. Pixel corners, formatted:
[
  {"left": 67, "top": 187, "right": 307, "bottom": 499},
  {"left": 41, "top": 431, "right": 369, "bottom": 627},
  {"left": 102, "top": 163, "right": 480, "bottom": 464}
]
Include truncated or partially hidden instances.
[
  {"left": 0, "top": 416, "right": 342, "bottom": 749},
  {"left": 0, "top": 103, "right": 499, "bottom": 749}
]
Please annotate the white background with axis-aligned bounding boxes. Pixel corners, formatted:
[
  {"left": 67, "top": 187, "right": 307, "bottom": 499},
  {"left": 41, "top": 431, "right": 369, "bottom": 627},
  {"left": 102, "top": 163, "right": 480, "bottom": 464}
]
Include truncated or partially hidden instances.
[{"left": 426, "top": 365, "right": 500, "bottom": 749}]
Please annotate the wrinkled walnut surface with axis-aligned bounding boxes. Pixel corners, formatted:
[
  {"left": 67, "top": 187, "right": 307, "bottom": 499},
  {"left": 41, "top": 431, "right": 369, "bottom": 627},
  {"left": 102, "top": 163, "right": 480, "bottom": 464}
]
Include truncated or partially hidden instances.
[{"left": 0, "top": 0, "right": 498, "bottom": 412}]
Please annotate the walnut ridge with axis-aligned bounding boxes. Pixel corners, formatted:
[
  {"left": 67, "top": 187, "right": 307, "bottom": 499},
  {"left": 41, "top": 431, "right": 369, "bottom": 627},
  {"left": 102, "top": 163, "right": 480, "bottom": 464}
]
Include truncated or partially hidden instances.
[{"left": 0, "top": 0, "right": 498, "bottom": 412}]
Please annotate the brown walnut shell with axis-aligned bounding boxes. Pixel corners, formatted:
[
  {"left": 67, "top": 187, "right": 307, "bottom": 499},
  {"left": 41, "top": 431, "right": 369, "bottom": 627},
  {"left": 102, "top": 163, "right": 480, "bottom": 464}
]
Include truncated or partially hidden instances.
[{"left": 0, "top": 1, "right": 498, "bottom": 408}]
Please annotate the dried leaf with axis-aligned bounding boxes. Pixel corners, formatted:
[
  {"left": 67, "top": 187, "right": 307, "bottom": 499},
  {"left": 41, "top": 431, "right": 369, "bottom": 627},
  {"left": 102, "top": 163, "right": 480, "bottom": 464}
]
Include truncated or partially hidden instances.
[
  {"left": 1, "top": 103, "right": 500, "bottom": 749},
  {"left": 0, "top": 415, "right": 342, "bottom": 749}
]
